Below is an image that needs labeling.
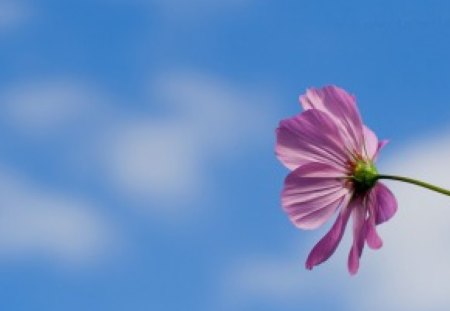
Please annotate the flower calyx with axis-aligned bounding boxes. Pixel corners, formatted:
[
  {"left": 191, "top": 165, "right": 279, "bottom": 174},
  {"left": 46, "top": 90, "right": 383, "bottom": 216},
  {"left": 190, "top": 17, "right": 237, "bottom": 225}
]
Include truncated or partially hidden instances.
[{"left": 352, "top": 160, "right": 378, "bottom": 192}]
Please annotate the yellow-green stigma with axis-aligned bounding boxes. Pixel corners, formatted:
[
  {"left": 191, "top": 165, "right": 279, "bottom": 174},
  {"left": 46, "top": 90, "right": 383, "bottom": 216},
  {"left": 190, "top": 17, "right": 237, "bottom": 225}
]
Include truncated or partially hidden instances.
[{"left": 352, "top": 160, "right": 378, "bottom": 192}]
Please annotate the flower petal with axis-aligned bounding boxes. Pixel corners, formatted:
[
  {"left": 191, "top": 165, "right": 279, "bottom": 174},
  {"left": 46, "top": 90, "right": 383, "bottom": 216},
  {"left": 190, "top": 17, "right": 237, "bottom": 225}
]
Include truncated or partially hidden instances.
[
  {"left": 347, "top": 197, "right": 367, "bottom": 275},
  {"left": 374, "top": 139, "right": 389, "bottom": 161},
  {"left": 276, "top": 109, "right": 351, "bottom": 171},
  {"left": 305, "top": 194, "right": 352, "bottom": 270},
  {"left": 282, "top": 163, "right": 350, "bottom": 230},
  {"left": 300, "top": 85, "right": 364, "bottom": 154},
  {"left": 366, "top": 224, "right": 383, "bottom": 250},
  {"left": 366, "top": 198, "right": 383, "bottom": 250},
  {"left": 371, "top": 182, "right": 398, "bottom": 225},
  {"left": 363, "top": 126, "right": 378, "bottom": 160}
]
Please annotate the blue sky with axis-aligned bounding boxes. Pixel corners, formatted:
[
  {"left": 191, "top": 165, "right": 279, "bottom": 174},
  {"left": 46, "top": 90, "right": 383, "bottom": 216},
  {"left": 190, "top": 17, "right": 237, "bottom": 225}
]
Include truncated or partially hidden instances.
[{"left": 1, "top": 0, "right": 450, "bottom": 310}]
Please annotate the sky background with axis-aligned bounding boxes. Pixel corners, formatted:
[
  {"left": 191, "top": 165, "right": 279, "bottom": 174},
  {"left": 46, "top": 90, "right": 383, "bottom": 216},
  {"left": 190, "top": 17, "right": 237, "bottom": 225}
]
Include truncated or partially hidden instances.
[{"left": 1, "top": 0, "right": 450, "bottom": 310}]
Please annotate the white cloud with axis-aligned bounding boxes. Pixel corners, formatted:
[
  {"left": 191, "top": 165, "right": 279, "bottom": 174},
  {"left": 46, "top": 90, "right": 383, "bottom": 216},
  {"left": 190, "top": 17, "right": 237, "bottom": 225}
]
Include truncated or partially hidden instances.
[
  {"left": 0, "top": 0, "right": 30, "bottom": 32},
  {"left": 220, "top": 255, "right": 307, "bottom": 307},
  {"left": 0, "top": 72, "right": 276, "bottom": 223},
  {"left": 99, "top": 71, "right": 275, "bottom": 213},
  {"left": 0, "top": 79, "right": 107, "bottom": 137},
  {"left": 102, "top": 119, "right": 202, "bottom": 207},
  {"left": 220, "top": 130, "right": 450, "bottom": 311},
  {"left": 153, "top": 71, "right": 272, "bottom": 155},
  {"left": 0, "top": 167, "right": 116, "bottom": 266}
]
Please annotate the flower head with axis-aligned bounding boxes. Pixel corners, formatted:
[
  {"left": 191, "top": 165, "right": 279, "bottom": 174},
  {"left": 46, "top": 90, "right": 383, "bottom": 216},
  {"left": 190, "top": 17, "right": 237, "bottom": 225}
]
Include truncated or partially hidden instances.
[{"left": 275, "top": 85, "right": 397, "bottom": 275}]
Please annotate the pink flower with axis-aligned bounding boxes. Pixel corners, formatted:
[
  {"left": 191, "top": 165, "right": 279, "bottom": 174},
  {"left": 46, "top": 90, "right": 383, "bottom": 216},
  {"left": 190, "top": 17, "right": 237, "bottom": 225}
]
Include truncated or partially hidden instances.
[{"left": 275, "top": 85, "right": 397, "bottom": 275}]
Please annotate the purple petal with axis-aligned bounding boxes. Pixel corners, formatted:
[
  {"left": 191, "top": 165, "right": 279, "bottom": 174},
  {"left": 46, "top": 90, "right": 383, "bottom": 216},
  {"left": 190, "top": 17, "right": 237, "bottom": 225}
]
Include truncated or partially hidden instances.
[
  {"left": 305, "top": 194, "right": 352, "bottom": 270},
  {"left": 371, "top": 182, "right": 398, "bottom": 225},
  {"left": 300, "top": 85, "right": 364, "bottom": 155},
  {"left": 276, "top": 109, "right": 351, "bottom": 171},
  {"left": 366, "top": 225, "right": 383, "bottom": 250},
  {"left": 282, "top": 163, "right": 350, "bottom": 229},
  {"left": 347, "top": 197, "right": 366, "bottom": 275},
  {"left": 373, "top": 139, "right": 389, "bottom": 161},
  {"left": 363, "top": 126, "right": 378, "bottom": 160},
  {"left": 366, "top": 200, "right": 383, "bottom": 250}
]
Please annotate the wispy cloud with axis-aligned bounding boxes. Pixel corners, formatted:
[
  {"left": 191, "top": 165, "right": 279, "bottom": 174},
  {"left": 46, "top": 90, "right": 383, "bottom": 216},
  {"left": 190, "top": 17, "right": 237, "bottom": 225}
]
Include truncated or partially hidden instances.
[
  {"left": 0, "top": 78, "right": 108, "bottom": 138},
  {"left": 0, "top": 79, "right": 123, "bottom": 267},
  {"left": 220, "top": 255, "right": 307, "bottom": 308},
  {"left": 0, "top": 72, "right": 277, "bottom": 224},
  {"left": 96, "top": 71, "right": 276, "bottom": 221},
  {"left": 0, "top": 0, "right": 31, "bottom": 32},
  {"left": 218, "top": 241, "right": 353, "bottom": 310},
  {"left": 101, "top": 119, "right": 202, "bottom": 207},
  {"left": 0, "top": 167, "right": 117, "bottom": 267}
]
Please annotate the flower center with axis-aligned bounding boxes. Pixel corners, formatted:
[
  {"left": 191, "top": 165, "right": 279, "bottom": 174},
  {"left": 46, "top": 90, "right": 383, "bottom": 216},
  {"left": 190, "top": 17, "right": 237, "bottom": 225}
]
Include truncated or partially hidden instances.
[{"left": 352, "top": 160, "right": 378, "bottom": 192}]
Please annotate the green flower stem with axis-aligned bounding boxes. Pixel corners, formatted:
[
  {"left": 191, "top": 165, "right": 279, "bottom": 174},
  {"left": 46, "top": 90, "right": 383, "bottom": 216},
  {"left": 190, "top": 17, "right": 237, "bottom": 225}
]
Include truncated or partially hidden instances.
[{"left": 376, "top": 174, "right": 450, "bottom": 197}]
